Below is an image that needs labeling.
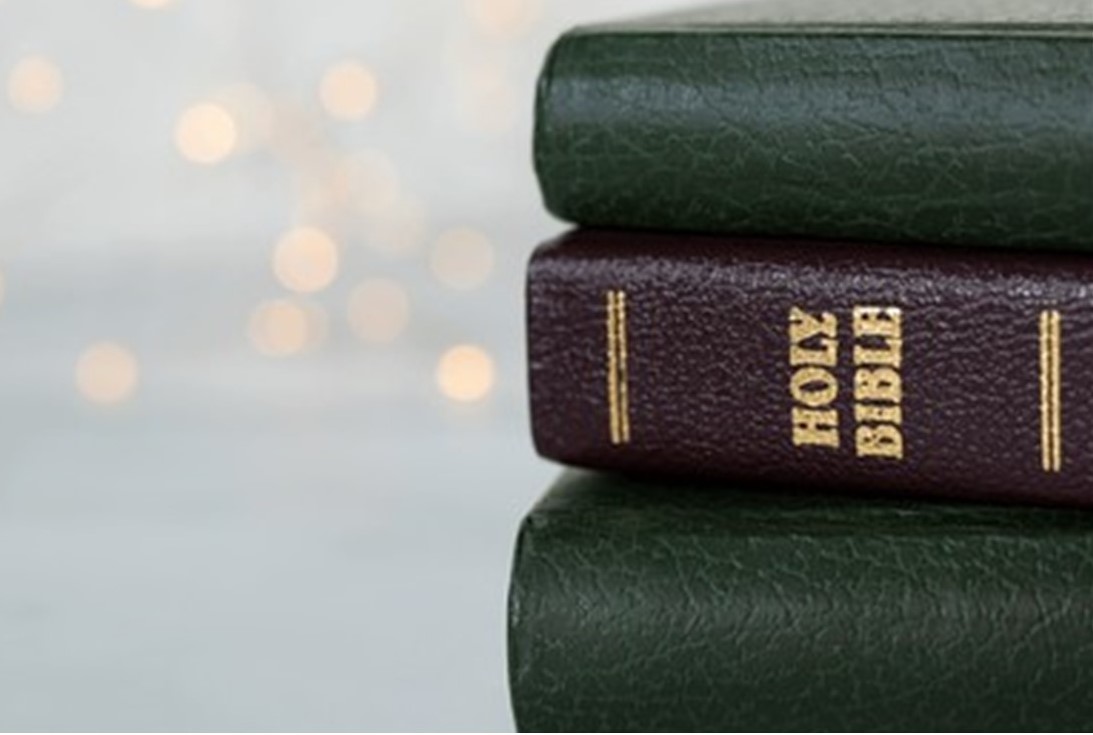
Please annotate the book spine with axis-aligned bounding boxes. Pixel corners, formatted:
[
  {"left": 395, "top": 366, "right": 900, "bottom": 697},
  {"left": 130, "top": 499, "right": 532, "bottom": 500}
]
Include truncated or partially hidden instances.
[
  {"left": 534, "top": 31, "right": 1093, "bottom": 250},
  {"left": 527, "top": 231, "right": 1093, "bottom": 506},
  {"left": 509, "top": 472, "right": 1093, "bottom": 732}
]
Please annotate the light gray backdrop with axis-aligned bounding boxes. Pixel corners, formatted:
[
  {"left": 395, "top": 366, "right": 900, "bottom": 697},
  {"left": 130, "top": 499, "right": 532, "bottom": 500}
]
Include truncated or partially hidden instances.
[{"left": 0, "top": 0, "right": 676, "bottom": 730}]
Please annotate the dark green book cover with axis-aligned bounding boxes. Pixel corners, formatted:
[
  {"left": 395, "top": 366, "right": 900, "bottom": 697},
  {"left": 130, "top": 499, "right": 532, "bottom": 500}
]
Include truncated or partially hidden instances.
[
  {"left": 535, "top": 0, "right": 1093, "bottom": 250},
  {"left": 508, "top": 471, "right": 1093, "bottom": 731}
]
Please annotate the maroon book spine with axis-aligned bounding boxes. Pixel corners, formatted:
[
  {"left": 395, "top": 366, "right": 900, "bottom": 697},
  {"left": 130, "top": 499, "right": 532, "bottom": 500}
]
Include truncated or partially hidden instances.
[{"left": 527, "top": 230, "right": 1093, "bottom": 506}]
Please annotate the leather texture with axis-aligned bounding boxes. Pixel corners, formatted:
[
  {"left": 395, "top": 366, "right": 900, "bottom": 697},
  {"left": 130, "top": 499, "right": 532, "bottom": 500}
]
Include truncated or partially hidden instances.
[
  {"left": 509, "top": 470, "right": 1093, "bottom": 732},
  {"left": 528, "top": 230, "right": 1093, "bottom": 506},
  {"left": 534, "top": 0, "right": 1093, "bottom": 251},
  {"left": 584, "top": 0, "right": 1093, "bottom": 30}
]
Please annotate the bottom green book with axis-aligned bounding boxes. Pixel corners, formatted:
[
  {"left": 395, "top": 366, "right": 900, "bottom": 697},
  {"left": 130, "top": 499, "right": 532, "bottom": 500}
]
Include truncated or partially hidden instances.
[{"left": 508, "top": 471, "right": 1093, "bottom": 732}]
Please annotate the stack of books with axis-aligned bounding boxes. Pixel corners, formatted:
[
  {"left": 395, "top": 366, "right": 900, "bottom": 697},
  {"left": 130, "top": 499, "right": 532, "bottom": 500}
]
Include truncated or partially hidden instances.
[{"left": 508, "top": 0, "right": 1093, "bottom": 731}]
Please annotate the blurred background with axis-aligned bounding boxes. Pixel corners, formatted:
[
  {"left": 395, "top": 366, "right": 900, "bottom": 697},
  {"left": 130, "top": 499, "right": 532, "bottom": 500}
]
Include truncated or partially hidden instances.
[{"left": 0, "top": 0, "right": 673, "bottom": 730}]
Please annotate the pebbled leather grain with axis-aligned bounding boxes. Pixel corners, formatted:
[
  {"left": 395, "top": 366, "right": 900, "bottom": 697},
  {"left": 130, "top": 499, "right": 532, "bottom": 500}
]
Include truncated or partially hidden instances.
[
  {"left": 534, "top": 0, "right": 1093, "bottom": 251},
  {"left": 509, "top": 470, "right": 1093, "bottom": 732},
  {"left": 527, "top": 230, "right": 1093, "bottom": 507}
]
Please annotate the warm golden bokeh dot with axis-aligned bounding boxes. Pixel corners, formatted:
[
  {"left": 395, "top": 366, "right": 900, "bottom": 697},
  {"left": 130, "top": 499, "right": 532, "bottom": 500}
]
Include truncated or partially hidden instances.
[
  {"left": 366, "top": 194, "right": 427, "bottom": 256},
  {"left": 7, "top": 56, "right": 63, "bottom": 114},
  {"left": 174, "top": 102, "right": 238, "bottom": 165},
  {"left": 437, "top": 344, "right": 496, "bottom": 403},
  {"left": 348, "top": 278, "right": 410, "bottom": 344},
  {"left": 350, "top": 149, "right": 401, "bottom": 216},
  {"left": 273, "top": 226, "right": 339, "bottom": 294},
  {"left": 466, "top": 0, "right": 541, "bottom": 37},
  {"left": 130, "top": 0, "right": 174, "bottom": 8},
  {"left": 76, "top": 342, "right": 139, "bottom": 405},
  {"left": 458, "top": 63, "right": 519, "bottom": 134},
  {"left": 214, "top": 83, "right": 275, "bottom": 152},
  {"left": 248, "top": 299, "right": 327, "bottom": 357},
  {"left": 319, "top": 61, "right": 379, "bottom": 121},
  {"left": 431, "top": 227, "right": 494, "bottom": 290}
]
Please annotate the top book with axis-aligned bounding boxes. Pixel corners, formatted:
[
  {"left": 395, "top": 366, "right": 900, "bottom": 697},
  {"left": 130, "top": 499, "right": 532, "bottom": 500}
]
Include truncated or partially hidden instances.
[{"left": 535, "top": 0, "right": 1093, "bottom": 250}]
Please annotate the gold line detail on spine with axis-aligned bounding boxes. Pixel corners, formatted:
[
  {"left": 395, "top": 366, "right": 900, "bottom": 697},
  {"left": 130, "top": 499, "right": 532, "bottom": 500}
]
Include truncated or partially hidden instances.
[
  {"left": 1052, "top": 310, "right": 1062, "bottom": 472},
  {"left": 606, "top": 291, "right": 621, "bottom": 445},
  {"left": 606, "top": 290, "right": 630, "bottom": 445},
  {"left": 617, "top": 291, "right": 630, "bottom": 443},
  {"left": 1040, "top": 310, "right": 1062, "bottom": 473},
  {"left": 1041, "top": 311, "right": 1050, "bottom": 471}
]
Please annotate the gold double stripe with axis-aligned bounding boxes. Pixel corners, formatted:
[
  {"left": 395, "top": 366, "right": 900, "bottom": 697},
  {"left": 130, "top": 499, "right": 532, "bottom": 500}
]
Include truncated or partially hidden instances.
[
  {"left": 1040, "top": 310, "right": 1062, "bottom": 473},
  {"left": 606, "top": 290, "right": 630, "bottom": 445}
]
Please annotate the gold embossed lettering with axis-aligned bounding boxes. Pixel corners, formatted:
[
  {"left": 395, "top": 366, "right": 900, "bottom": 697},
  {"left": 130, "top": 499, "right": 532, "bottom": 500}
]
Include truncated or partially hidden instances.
[
  {"left": 790, "top": 307, "right": 837, "bottom": 342},
  {"left": 790, "top": 308, "right": 838, "bottom": 367},
  {"left": 793, "top": 408, "right": 839, "bottom": 448},
  {"left": 854, "top": 344, "right": 901, "bottom": 368},
  {"left": 853, "top": 307, "right": 902, "bottom": 367},
  {"left": 855, "top": 367, "right": 902, "bottom": 404},
  {"left": 789, "top": 307, "right": 840, "bottom": 450},
  {"left": 791, "top": 341, "right": 837, "bottom": 367},
  {"left": 855, "top": 404, "right": 902, "bottom": 425},
  {"left": 856, "top": 425, "right": 904, "bottom": 459},
  {"left": 853, "top": 306, "right": 904, "bottom": 460},
  {"left": 791, "top": 367, "right": 839, "bottom": 408},
  {"left": 854, "top": 307, "right": 901, "bottom": 338}
]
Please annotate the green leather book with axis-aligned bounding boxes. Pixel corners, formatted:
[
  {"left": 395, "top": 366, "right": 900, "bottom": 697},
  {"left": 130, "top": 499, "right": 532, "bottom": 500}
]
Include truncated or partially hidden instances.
[
  {"left": 535, "top": 0, "right": 1093, "bottom": 250},
  {"left": 509, "top": 471, "right": 1093, "bottom": 731}
]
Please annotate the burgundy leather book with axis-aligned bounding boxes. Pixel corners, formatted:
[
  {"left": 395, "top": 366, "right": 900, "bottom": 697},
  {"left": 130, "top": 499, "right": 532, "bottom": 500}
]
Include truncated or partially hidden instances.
[{"left": 528, "top": 230, "right": 1093, "bottom": 506}]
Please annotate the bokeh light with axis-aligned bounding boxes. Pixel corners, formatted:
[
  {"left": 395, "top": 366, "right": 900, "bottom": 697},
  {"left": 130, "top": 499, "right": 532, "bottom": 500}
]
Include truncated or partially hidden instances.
[
  {"left": 349, "top": 149, "right": 402, "bottom": 217},
  {"left": 272, "top": 226, "right": 340, "bottom": 293},
  {"left": 457, "top": 63, "right": 519, "bottom": 134},
  {"left": 366, "top": 194, "right": 427, "bottom": 256},
  {"left": 7, "top": 56, "right": 63, "bottom": 114},
  {"left": 130, "top": 0, "right": 174, "bottom": 8},
  {"left": 347, "top": 278, "right": 410, "bottom": 344},
  {"left": 214, "top": 83, "right": 275, "bottom": 152},
  {"left": 466, "top": 0, "right": 542, "bottom": 37},
  {"left": 248, "top": 299, "right": 327, "bottom": 357},
  {"left": 436, "top": 344, "right": 495, "bottom": 403},
  {"left": 75, "top": 342, "right": 139, "bottom": 405},
  {"left": 319, "top": 61, "right": 379, "bottom": 121},
  {"left": 431, "top": 227, "right": 494, "bottom": 290},
  {"left": 175, "top": 102, "right": 238, "bottom": 165}
]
